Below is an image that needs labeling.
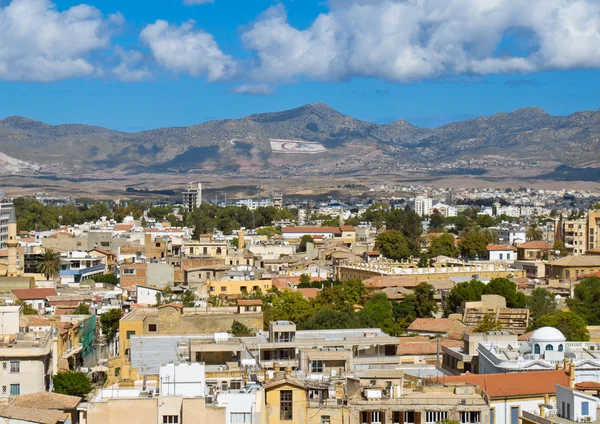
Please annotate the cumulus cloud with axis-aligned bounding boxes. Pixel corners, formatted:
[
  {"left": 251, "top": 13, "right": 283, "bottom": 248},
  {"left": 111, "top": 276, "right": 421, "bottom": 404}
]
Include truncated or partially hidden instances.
[
  {"left": 230, "top": 84, "right": 274, "bottom": 95},
  {"left": 0, "top": 0, "right": 118, "bottom": 82},
  {"left": 238, "top": 0, "right": 600, "bottom": 83},
  {"left": 112, "top": 47, "right": 152, "bottom": 82},
  {"left": 140, "top": 19, "right": 234, "bottom": 81}
]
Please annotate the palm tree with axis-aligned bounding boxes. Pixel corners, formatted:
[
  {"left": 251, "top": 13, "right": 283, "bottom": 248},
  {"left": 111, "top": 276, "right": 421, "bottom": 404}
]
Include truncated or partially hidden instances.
[
  {"left": 36, "top": 249, "right": 62, "bottom": 280},
  {"left": 526, "top": 223, "right": 544, "bottom": 241}
]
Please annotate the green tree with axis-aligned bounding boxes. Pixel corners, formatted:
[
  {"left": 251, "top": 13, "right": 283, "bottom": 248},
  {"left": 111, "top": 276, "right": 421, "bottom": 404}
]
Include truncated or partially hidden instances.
[
  {"left": 417, "top": 253, "right": 430, "bottom": 268},
  {"left": 444, "top": 279, "right": 487, "bottom": 315},
  {"left": 53, "top": 371, "right": 93, "bottom": 398},
  {"left": 474, "top": 314, "right": 503, "bottom": 332},
  {"left": 458, "top": 230, "right": 492, "bottom": 260},
  {"left": 553, "top": 240, "right": 567, "bottom": 256},
  {"left": 486, "top": 278, "right": 528, "bottom": 308},
  {"left": 428, "top": 209, "right": 445, "bottom": 232},
  {"left": 361, "top": 203, "right": 389, "bottom": 229},
  {"left": 359, "top": 293, "right": 394, "bottom": 329},
  {"left": 73, "top": 303, "right": 91, "bottom": 315},
  {"left": 36, "top": 249, "right": 62, "bottom": 280},
  {"left": 528, "top": 287, "right": 556, "bottom": 319},
  {"left": 15, "top": 300, "right": 39, "bottom": 315},
  {"left": 567, "top": 276, "right": 600, "bottom": 325},
  {"left": 100, "top": 308, "right": 122, "bottom": 343},
  {"left": 230, "top": 320, "right": 255, "bottom": 336},
  {"left": 299, "top": 274, "right": 311, "bottom": 285},
  {"left": 299, "top": 235, "right": 314, "bottom": 252},
  {"left": 375, "top": 230, "right": 413, "bottom": 261},
  {"left": 312, "top": 280, "right": 366, "bottom": 310},
  {"left": 526, "top": 223, "right": 544, "bottom": 241},
  {"left": 475, "top": 214, "right": 495, "bottom": 228},
  {"left": 179, "top": 290, "right": 197, "bottom": 307},
  {"left": 407, "top": 283, "right": 439, "bottom": 318},
  {"left": 303, "top": 306, "right": 363, "bottom": 330},
  {"left": 92, "top": 274, "right": 118, "bottom": 285},
  {"left": 262, "top": 289, "right": 312, "bottom": 329},
  {"left": 428, "top": 233, "right": 458, "bottom": 258},
  {"left": 532, "top": 312, "right": 590, "bottom": 341}
]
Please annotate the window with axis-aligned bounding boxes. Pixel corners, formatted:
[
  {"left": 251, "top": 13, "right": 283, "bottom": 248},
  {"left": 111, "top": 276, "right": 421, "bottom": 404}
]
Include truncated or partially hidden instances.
[
  {"left": 230, "top": 413, "right": 251, "bottom": 423},
  {"left": 221, "top": 286, "right": 227, "bottom": 292},
  {"left": 361, "top": 411, "right": 384, "bottom": 424},
  {"left": 321, "top": 416, "right": 331, "bottom": 424},
  {"left": 396, "top": 411, "right": 415, "bottom": 424},
  {"left": 507, "top": 253, "right": 511, "bottom": 260},
  {"left": 230, "top": 380, "right": 242, "bottom": 390},
  {"left": 10, "top": 384, "right": 20, "bottom": 396},
  {"left": 148, "top": 324, "right": 157, "bottom": 332},
  {"left": 10, "top": 361, "right": 19, "bottom": 373},
  {"left": 126, "top": 330, "right": 136, "bottom": 339},
  {"left": 582, "top": 401, "right": 589, "bottom": 416},
  {"left": 123, "top": 269, "right": 136, "bottom": 275},
  {"left": 156, "top": 242, "right": 161, "bottom": 248},
  {"left": 280, "top": 390, "right": 293, "bottom": 420},
  {"left": 2, "top": 362, "right": 7, "bottom": 370},
  {"left": 114, "top": 367, "right": 120, "bottom": 377},
  {"left": 558, "top": 344, "right": 564, "bottom": 352},
  {"left": 546, "top": 344, "right": 554, "bottom": 351},
  {"left": 162, "top": 416, "right": 179, "bottom": 424},
  {"left": 534, "top": 344, "right": 540, "bottom": 354},
  {"left": 511, "top": 407, "right": 519, "bottom": 424},
  {"left": 210, "top": 286, "right": 215, "bottom": 292},
  {"left": 1, "top": 386, "right": 6, "bottom": 394},
  {"left": 312, "top": 360, "right": 324, "bottom": 373},
  {"left": 460, "top": 411, "right": 481, "bottom": 424},
  {"left": 499, "top": 253, "right": 503, "bottom": 260},
  {"left": 426, "top": 411, "right": 448, "bottom": 424}
]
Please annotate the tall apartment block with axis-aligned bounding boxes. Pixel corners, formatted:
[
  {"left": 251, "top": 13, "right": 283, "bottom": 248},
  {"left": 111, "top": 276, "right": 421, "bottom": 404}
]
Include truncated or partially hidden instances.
[{"left": 183, "top": 182, "right": 202, "bottom": 213}]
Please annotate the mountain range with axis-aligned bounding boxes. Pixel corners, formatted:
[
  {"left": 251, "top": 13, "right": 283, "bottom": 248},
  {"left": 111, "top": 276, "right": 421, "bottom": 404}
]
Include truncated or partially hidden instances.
[{"left": 2, "top": 103, "right": 600, "bottom": 185}]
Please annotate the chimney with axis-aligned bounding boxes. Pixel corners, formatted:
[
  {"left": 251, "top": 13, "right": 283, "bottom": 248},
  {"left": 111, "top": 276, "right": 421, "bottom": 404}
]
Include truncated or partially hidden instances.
[
  {"left": 539, "top": 405, "right": 545, "bottom": 418},
  {"left": 285, "top": 367, "right": 292, "bottom": 377},
  {"left": 274, "top": 362, "right": 280, "bottom": 373},
  {"left": 145, "top": 232, "right": 152, "bottom": 247},
  {"left": 563, "top": 357, "right": 569, "bottom": 370}
]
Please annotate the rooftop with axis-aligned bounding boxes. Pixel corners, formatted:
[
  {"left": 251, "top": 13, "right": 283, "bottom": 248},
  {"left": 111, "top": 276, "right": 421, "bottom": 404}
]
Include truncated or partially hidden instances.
[
  {"left": 10, "top": 392, "right": 81, "bottom": 410},
  {"left": 0, "top": 405, "right": 68, "bottom": 424}
]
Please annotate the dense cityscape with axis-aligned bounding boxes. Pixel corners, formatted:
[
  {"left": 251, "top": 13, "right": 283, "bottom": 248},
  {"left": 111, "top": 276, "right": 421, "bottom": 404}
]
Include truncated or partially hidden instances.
[{"left": 2, "top": 180, "right": 600, "bottom": 423}]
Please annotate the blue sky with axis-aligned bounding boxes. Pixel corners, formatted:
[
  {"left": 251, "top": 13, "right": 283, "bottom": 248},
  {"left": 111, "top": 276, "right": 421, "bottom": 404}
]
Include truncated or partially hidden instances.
[{"left": 1, "top": 0, "right": 600, "bottom": 131}]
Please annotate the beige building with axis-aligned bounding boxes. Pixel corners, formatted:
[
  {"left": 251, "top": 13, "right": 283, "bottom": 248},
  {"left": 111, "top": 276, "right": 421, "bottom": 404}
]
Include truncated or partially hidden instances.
[{"left": 545, "top": 255, "right": 600, "bottom": 281}]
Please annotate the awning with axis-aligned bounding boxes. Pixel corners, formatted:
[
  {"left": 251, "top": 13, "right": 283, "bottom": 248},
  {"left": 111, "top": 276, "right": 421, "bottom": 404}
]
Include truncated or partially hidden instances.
[{"left": 62, "top": 345, "right": 83, "bottom": 359}]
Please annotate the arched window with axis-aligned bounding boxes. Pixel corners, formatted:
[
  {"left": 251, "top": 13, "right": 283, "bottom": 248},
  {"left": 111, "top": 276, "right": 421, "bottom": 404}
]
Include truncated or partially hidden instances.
[
  {"left": 216, "top": 247, "right": 222, "bottom": 255},
  {"left": 558, "top": 344, "right": 564, "bottom": 352},
  {"left": 534, "top": 344, "right": 540, "bottom": 354},
  {"left": 546, "top": 344, "right": 554, "bottom": 351}
]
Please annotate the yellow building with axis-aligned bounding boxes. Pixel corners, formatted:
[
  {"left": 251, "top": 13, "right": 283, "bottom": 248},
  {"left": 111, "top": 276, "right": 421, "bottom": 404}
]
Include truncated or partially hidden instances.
[{"left": 206, "top": 279, "right": 272, "bottom": 298}]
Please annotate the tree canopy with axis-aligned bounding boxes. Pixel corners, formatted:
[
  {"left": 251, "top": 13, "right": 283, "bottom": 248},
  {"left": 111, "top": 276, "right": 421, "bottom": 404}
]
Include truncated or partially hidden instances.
[
  {"left": 375, "top": 230, "right": 414, "bottom": 261},
  {"left": 428, "top": 233, "right": 458, "bottom": 258},
  {"left": 568, "top": 277, "right": 600, "bottom": 325},
  {"left": 532, "top": 311, "right": 589, "bottom": 341},
  {"left": 53, "top": 371, "right": 93, "bottom": 398}
]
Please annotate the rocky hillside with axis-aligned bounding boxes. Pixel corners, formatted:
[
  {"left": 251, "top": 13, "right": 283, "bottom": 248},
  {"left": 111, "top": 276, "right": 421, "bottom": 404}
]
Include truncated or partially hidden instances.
[{"left": 1, "top": 103, "right": 600, "bottom": 179}]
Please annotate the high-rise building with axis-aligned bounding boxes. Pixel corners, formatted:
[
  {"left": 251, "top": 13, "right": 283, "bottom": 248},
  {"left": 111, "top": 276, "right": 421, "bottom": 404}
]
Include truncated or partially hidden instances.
[
  {"left": 183, "top": 182, "right": 202, "bottom": 213},
  {"left": 414, "top": 196, "right": 433, "bottom": 217},
  {"left": 0, "top": 201, "right": 14, "bottom": 250}
]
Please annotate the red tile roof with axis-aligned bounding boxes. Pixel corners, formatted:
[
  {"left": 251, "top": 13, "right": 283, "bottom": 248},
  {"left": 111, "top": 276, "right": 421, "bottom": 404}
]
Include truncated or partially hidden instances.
[
  {"left": 436, "top": 370, "right": 570, "bottom": 398},
  {"left": 12, "top": 288, "right": 58, "bottom": 300},
  {"left": 397, "top": 339, "right": 463, "bottom": 355},
  {"left": 297, "top": 288, "right": 320, "bottom": 299},
  {"left": 113, "top": 224, "right": 134, "bottom": 231},
  {"left": 486, "top": 244, "right": 517, "bottom": 252},
  {"left": 237, "top": 299, "right": 263, "bottom": 306},
  {"left": 519, "top": 241, "right": 553, "bottom": 249}
]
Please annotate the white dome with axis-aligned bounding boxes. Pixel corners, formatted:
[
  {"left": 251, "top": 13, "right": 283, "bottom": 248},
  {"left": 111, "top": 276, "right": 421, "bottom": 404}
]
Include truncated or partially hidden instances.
[{"left": 530, "top": 327, "right": 566, "bottom": 342}]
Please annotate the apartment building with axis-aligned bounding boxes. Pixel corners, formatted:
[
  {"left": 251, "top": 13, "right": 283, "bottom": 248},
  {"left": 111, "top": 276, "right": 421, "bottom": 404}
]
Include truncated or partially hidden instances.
[
  {"left": 0, "top": 202, "right": 13, "bottom": 250},
  {"left": 182, "top": 182, "right": 202, "bottom": 213}
]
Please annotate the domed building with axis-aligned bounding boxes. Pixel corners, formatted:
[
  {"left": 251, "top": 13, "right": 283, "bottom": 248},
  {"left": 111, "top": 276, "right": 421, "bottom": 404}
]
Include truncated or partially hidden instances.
[{"left": 478, "top": 327, "right": 600, "bottom": 382}]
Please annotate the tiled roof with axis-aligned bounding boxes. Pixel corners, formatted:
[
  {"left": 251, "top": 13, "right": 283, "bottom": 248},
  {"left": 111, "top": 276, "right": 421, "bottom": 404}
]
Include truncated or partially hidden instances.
[
  {"left": 113, "top": 224, "right": 134, "bottom": 231},
  {"left": 407, "top": 318, "right": 458, "bottom": 333},
  {"left": 436, "top": 370, "right": 570, "bottom": 398},
  {"left": 486, "top": 244, "right": 517, "bottom": 251},
  {"left": 576, "top": 381, "right": 600, "bottom": 391},
  {"left": 0, "top": 405, "right": 69, "bottom": 424},
  {"left": 237, "top": 299, "right": 263, "bottom": 306},
  {"left": 339, "top": 225, "right": 356, "bottom": 232},
  {"left": 12, "top": 288, "right": 58, "bottom": 300},
  {"left": 297, "top": 288, "right": 320, "bottom": 299},
  {"left": 548, "top": 255, "right": 600, "bottom": 267},
  {"left": 519, "top": 241, "right": 553, "bottom": 249},
  {"left": 89, "top": 248, "right": 115, "bottom": 256},
  {"left": 11, "top": 392, "right": 81, "bottom": 410}
]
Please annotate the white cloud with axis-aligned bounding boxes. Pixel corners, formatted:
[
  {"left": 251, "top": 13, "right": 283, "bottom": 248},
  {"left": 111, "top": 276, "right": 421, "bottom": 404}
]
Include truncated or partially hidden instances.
[
  {"left": 140, "top": 19, "right": 234, "bottom": 81},
  {"left": 183, "top": 0, "right": 214, "bottom": 4},
  {"left": 230, "top": 83, "right": 274, "bottom": 95},
  {"left": 238, "top": 0, "right": 600, "bottom": 83},
  {"left": 0, "top": 0, "right": 117, "bottom": 82},
  {"left": 112, "top": 47, "right": 152, "bottom": 82}
]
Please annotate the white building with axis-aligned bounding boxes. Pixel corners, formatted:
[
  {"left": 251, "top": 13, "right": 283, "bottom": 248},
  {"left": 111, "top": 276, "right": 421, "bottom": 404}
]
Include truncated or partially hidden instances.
[
  {"left": 159, "top": 362, "right": 205, "bottom": 397},
  {"left": 414, "top": 196, "right": 433, "bottom": 217},
  {"left": 0, "top": 305, "right": 56, "bottom": 400},
  {"left": 0, "top": 201, "right": 13, "bottom": 250},
  {"left": 183, "top": 182, "right": 202, "bottom": 213},
  {"left": 478, "top": 327, "right": 600, "bottom": 383}
]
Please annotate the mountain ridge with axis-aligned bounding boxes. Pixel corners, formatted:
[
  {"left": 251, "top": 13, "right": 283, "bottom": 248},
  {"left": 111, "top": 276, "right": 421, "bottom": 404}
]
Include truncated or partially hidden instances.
[{"left": 2, "top": 103, "right": 600, "bottom": 183}]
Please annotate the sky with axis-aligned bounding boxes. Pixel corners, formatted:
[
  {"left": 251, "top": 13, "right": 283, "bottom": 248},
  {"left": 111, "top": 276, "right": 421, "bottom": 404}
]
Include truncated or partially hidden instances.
[{"left": 1, "top": 0, "right": 600, "bottom": 131}]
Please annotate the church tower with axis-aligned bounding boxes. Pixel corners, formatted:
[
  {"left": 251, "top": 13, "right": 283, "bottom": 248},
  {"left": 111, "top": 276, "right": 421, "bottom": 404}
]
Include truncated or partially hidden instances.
[{"left": 6, "top": 206, "right": 19, "bottom": 277}]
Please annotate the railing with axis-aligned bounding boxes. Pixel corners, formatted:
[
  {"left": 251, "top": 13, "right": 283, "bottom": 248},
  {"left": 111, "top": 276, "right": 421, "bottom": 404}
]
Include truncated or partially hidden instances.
[
  {"left": 355, "top": 397, "right": 487, "bottom": 406},
  {"left": 522, "top": 411, "right": 554, "bottom": 424}
]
